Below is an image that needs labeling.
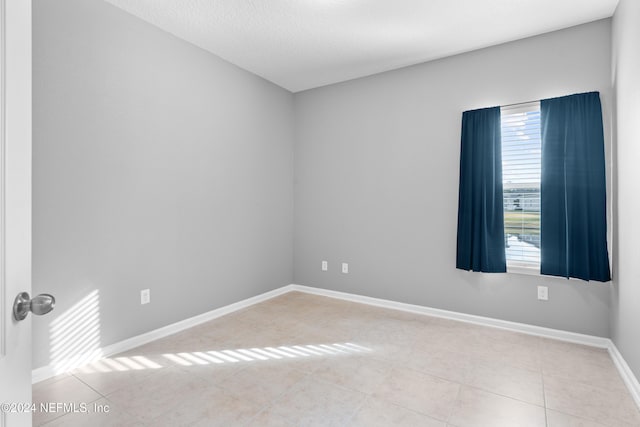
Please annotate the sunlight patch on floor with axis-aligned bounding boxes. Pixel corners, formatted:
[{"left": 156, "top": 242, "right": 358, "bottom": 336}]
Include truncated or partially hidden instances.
[{"left": 76, "top": 342, "right": 372, "bottom": 373}]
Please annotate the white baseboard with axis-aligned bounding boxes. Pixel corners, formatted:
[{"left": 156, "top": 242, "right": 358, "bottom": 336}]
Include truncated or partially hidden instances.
[
  {"left": 607, "top": 342, "right": 640, "bottom": 409},
  {"left": 32, "top": 285, "right": 294, "bottom": 384},
  {"left": 32, "top": 282, "right": 640, "bottom": 411},
  {"left": 289, "top": 284, "right": 610, "bottom": 348}
]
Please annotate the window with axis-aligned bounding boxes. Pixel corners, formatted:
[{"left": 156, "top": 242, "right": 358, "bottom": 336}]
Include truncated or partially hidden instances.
[
  {"left": 501, "top": 102, "right": 541, "bottom": 271},
  {"left": 457, "top": 92, "right": 610, "bottom": 281}
]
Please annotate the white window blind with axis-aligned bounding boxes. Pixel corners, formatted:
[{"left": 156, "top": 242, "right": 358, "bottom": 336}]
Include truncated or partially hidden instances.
[{"left": 501, "top": 102, "right": 541, "bottom": 270}]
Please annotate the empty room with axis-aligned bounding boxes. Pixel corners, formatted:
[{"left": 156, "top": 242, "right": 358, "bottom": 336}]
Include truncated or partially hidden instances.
[{"left": 1, "top": 0, "right": 639, "bottom": 426}]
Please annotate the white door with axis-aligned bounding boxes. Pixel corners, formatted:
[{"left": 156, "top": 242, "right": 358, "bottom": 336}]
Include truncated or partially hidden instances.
[{"left": 0, "top": 0, "right": 33, "bottom": 426}]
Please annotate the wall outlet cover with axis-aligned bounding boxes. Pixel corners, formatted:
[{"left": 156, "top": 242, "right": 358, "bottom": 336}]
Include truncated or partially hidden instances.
[
  {"left": 141, "top": 289, "right": 151, "bottom": 305},
  {"left": 537, "top": 286, "right": 548, "bottom": 301}
]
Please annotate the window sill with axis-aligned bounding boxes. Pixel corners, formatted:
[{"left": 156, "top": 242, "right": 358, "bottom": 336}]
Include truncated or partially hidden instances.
[{"left": 506, "top": 264, "right": 540, "bottom": 277}]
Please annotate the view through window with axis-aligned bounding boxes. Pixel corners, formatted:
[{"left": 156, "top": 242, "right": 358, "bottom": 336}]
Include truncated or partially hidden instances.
[{"left": 501, "top": 102, "right": 541, "bottom": 270}]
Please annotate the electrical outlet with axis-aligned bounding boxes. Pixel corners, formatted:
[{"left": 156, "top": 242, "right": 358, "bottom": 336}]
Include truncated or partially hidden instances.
[
  {"left": 342, "top": 263, "right": 349, "bottom": 274},
  {"left": 537, "top": 286, "right": 548, "bottom": 301},
  {"left": 141, "top": 289, "right": 151, "bottom": 305},
  {"left": 321, "top": 260, "right": 328, "bottom": 271}
]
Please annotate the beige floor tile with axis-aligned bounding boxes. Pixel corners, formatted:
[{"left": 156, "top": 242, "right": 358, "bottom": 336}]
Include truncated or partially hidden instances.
[
  {"left": 195, "top": 333, "right": 263, "bottom": 352},
  {"left": 267, "top": 377, "right": 367, "bottom": 426},
  {"left": 217, "top": 363, "right": 307, "bottom": 406},
  {"left": 176, "top": 357, "right": 246, "bottom": 384},
  {"left": 426, "top": 324, "right": 539, "bottom": 367},
  {"left": 332, "top": 299, "right": 383, "bottom": 314},
  {"left": 224, "top": 306, "right": 284, "bottom": 325},
  {"left": 475, "top": 327, "right": 543, "bottom": 351},
  {"left": 376, "top": 307, "right": 433, "bottom": 324},
  {"left": 33, "top": 373, "right": 71, "bottom": 387},
  {"left": 448, "top": 386, "right": 546, "bottom": 427},
  {"left": 543, "top": 361, "right": 627, "bottom": 394},
  {"left": 33, "top": 375, "right": 103, "bottom": 426},
  {"left": 373, "top": 317, "right": 432, "bottom": 340},
  {"left": 544, "top": 374, "right": 640, "bottom": 426},
  {"left": 408, "top": 329, "right": 467, "bottom": 356},
  {"left": 272, "top": 350, "right": 328, "bottom": 374},
  {"left": 464, "top": 358, "right": 544, "bottom": 406},
  {"left": 105, "top": 367, "right": 209, "bottom": 422},
  {"left": 33, "top": 292, "right": 640, "bottom": 427},
  {"left": 311, "top": 354, "right": 393, "bottom": 394},
  {"left": 401, "top": 347, "right": 473, "bottom": 384},
  {"left": 541, "top": 348, "right": 627, "bottom": 393},
  {"left": 71, "top": 360, "right": 159, "bottom": 396},
  {"left": 115, "top": 335, "right": 215, "bottom": 364},
  {"left": 246, "top": 409, "right": 296, "bottom": 427},
  {"left": 540, "top": 340, "right": 627, "bottom": 392},
  {"left": 275, "top": 317, "right": 334, "bottom": 335},
  {"left": 410, "top": 322, "right": 487, "bottom": 357},
  {"left": 546, "top": 409, "right": 609, "bottom": 427},
  {"left": 349, "top": 396, "right": 446, "bottom": 427},
  {"left": 147, "top": 385, "right": 263, "bottom": 427},
  {"left": 468, "top": 340, "right": 541, "bottom": 372},
  {"left": 146, "top": 332, "right": 213, "bottom": 354},
  {"left": 185, "top": 312, "right": 258, "bottom": 332},
  {"left": 356, "top": 326, "right": 420, "bottom": 362},
  {"left": 113, "top": 344, "right": 175, "bottom": 368},
  {"left": 299, "top": 337, "right": 368, "bottom": 355},
  {"left": 247, "top": 294, "right": 346, "bottom": 324},
  {"left": 372, "top": 366, "right": 460, "bottom": 421},
  {"left": 540, "top": 339, "right": 612, "bottom": 366},
  {"left": 289, "top": 323, "right": 360, "bottom": 344},
  {"left": 223, "top": 326, "right": 303, "bottom": 349}
]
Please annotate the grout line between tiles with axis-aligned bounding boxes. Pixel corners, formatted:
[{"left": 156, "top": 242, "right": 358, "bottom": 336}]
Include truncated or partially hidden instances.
[
  {"left": 70, "top": 373, "right": 108, "bottom": 400},
  {"left": 541, "top": 372, "right": 549, "bottom": 427},
  {"left": 445, "top": 381, "right": 463, "bottom": 425},
  {"left": 234, "top": 364, "right": 316, "bottom": 427}
]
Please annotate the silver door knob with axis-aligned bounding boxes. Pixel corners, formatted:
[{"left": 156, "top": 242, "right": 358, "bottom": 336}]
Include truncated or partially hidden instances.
[{"left": 13, "top": 292, "right": 56, "bottom": 321}]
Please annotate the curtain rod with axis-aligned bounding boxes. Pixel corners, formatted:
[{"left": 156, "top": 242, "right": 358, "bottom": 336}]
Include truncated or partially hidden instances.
[
  {"left": 500, "top": 99, "right": 540, "bottom": 109},
  {"left": 501, "top": 91, "right": 600, "bottom": 109}
]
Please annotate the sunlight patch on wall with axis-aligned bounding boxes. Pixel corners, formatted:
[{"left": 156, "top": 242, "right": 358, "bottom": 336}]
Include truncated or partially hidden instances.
[{"left": 49, "top": 290, "right": 102, "bottom": 374}]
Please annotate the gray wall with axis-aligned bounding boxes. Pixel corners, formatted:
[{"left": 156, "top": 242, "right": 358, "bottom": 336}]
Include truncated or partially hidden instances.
[
  {"left": 32, "top": 0, "right": 294, "bottom": 369},
  {"left": 611, "top": 0, "right": 640, "bottom": 378},
  {"left": 294, "top": 20, "right": 613, "bottom": 337}
]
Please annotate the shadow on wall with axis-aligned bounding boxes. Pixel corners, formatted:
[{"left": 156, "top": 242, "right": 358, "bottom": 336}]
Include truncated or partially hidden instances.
[{"left": 49, "top": 290, "right": 103, "bottom": 375}]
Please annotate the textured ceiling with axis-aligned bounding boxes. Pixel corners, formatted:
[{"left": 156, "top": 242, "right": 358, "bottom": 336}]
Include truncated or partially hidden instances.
[{"left": 103, "top": 0, "right": 619, "bottom": 92}]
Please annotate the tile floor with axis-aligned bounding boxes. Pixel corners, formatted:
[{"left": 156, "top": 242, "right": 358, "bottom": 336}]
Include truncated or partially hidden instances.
[{"left": 33, "top": 291, "right": 640, "bottom": 426}]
